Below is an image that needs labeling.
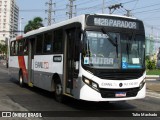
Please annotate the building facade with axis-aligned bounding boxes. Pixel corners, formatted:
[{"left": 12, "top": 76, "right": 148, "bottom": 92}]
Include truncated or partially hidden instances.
[{"left": 0, "top": 0, "right": 19, "bottom": 43}]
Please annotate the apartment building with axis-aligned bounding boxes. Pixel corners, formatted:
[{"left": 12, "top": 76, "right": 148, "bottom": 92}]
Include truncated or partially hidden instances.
[{"left": 0, "top": 0, "right": 19, "bottom": 43}]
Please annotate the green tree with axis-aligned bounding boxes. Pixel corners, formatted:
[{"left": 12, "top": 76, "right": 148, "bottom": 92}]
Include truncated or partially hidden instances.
[
  {"left": 0, "top": 44, "right": 7, "bottom": 56},
  {"left": 146, "top": 58, "right": 156, "bottom": 70},
  {"left": 24, "top": 17, "right": 44, "bottom": 33}
]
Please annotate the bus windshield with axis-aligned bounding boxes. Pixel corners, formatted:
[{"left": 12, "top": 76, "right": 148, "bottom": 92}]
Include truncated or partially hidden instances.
[
  {"left": 82, "top": 31, "right": 145, "bottom": 69},
  {"left": 121, "top": 34, "right": 145, "bottom": 69},
  {"left": 82, "top": 31, "right": 121, "bottom": 69}
]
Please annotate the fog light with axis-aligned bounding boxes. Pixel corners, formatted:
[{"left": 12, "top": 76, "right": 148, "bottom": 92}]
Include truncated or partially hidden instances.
[
  {"left": 82, "top": 76, "right": 99, "bottom": 92},
  {"left": 84, "top": 78, "right": 90, "bottom": 85},
  {"left": 92, "top": 82, "right": 98, "bottom": 89}
]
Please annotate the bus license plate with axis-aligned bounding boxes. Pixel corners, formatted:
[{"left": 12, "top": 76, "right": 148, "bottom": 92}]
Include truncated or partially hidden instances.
[{"left": 115, "top": 92, "right": 126, "bottom": 97}]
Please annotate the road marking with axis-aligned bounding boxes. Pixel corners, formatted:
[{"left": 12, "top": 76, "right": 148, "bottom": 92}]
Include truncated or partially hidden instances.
[{"left": 146, "top": 91, "right": 160, "bottom": 99}]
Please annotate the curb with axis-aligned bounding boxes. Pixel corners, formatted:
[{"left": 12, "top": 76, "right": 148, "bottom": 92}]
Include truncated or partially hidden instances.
[
  {"left": 146, "top": 75, "right": 160, "bottom": 77},
  {"left": 145, "top": 75, "right": 160, "bottom": 81},
  {"left": 145, "top": 78, "right": 160, "bottom": 81}
]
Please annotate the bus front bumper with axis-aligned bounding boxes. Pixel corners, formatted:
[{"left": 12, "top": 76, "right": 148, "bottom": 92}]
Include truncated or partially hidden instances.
[{"left": 79, "top": 84, "right": 146, "bottom": 102}]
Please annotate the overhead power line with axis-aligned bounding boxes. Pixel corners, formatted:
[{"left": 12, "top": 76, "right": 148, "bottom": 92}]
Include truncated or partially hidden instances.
[
  {"left": 0, "top": 31, "right": 24, "bottom": 32},
  {"left": 4, "top": 2, "right": 157, "bottom": 13},
  {"left": 76, "top": 0, "right": 97, "bottom": 6},
  {"left": 122, "top": 0, "right": 136, "bottom": 4},
  {"left": 133, "top": 7, "right": 160, "bottom": 14},
  {"left": 133, "top": 3, "right": 160, "bottom": 11}
]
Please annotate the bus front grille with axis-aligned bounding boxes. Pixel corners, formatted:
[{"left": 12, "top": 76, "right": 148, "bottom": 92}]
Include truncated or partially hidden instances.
[
  {"left": 99, "top": 87, "right": 139, "bottom": 98},
  {"left": 95, "top": 71, "right": 143, "bottom": 80}
]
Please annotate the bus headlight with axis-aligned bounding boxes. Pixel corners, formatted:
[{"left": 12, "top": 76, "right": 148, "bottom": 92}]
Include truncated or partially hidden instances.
[
  {"left": 139, "top": 79, "right": 145, "bottom": 90},
  {"left": 82, "top": 76, "right": 99, "bottom": 92}
]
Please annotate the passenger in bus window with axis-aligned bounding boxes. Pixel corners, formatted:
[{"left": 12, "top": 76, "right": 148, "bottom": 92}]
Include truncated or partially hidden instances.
[
  {"left": 24, "top": 47, "right": 28, "bottom": 54},
  {"left": 131, "top": 44, "right": 138, "bottom": 58},
  {"left": 46, "top": 44, "right": 51, "bottom": 52},
  {"left": 109, "top": 51, "right": 117, "bottom": 58},
  {"left": 24, "top": 42, "right": 28, "bottom": 55}
]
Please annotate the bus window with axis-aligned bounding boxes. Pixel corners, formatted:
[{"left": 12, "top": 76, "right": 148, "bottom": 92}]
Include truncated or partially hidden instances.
[
  {"left": 24, "top": 39, "right": 28, "bottom": 55},
  {"left": 36, "top": 34, "right": 43, "bottom": 54},
  {"left": 74, "top": 28, "right": 81, "bottom": 61},
  {"left": 18, "top": 40, "right": 24, "bottom": 55},
  {"left": 44, "top": 32, "right": 52, "bottom": 53},
  {"left": 15, "top": 41, "right": 18, "bottom": 55},
  {"left": 53, "top": 29, "right": 63, "bottom": 53},
  {"left": 10, "top": 41, "right": 15, "bottom": 56}
]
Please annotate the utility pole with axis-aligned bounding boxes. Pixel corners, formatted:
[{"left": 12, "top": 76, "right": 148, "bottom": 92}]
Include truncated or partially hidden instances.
[
  {"left": 45, "top": 0, "right": 56, "bottom": 26},
  {"left": 66, "top": 0, "right": 76, "bottom": 19},
  {"left": 19, "top": 17, "right": 24, "bottom": 35},
  {"left": 108, "top": 3, "right": 123, "bottom": 14},
  {"left": 102, "top": 0, "right": 105, "bottom": 14},
  {"left": 152, "top": 26, "right": 154, "bottom": 38},
  {"left": 149, "top": 26, "right": 154, "bottom": 56}
]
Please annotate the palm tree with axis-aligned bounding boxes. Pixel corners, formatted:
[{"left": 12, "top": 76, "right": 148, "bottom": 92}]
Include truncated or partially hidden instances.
[{"left": 24, "top": 17, "right": 44, "bottom": 33}]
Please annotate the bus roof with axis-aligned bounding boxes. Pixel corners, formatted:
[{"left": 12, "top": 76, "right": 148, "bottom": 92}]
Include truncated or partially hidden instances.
[
  {"left": 23, "top": 14, "right": 86, "bottom": 38},
  {"left": 94, "top": 13, "right": 137, "bottom": 20},
  {"left": 10, "top": 14, "right": 141, "bottom": 41}
]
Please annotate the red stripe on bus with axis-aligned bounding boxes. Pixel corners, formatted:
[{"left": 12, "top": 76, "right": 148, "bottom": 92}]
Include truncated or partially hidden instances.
[
  {"left": 16, "top": 36, "right": 28, "bottom": 81},
  {"left": 16, "top": 36, "right": 23, "bottom": 40},
  {"left": 18, "top": 56, "right": 28, "bottom": 81}
]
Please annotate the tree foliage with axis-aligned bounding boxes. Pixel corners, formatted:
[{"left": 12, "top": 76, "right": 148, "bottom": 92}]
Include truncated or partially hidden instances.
[
  {"left": 145, "top": 57, "right": 156, "bottom": 70},
  {"left": 0, "top": 44, "right": 7, "bottom": 55},
  {"left": 24, "top": 17, "right": 44, "bottom": 33}
]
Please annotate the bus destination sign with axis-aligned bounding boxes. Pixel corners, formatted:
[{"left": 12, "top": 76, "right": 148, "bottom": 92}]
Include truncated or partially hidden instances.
[
  {"left": 94, "top": 18, "right": 137, "bottom": 29},
  {"left": 86, "top": 15, "right": 140, "bottom": 30}
]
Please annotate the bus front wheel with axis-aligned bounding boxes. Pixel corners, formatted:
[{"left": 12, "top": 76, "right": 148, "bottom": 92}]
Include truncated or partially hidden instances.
[{"left": 55, "top": 82, "right": 64, "bottom": 102}]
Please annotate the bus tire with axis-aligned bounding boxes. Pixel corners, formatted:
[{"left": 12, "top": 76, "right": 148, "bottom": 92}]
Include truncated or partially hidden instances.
[
  {"left": 19, "top": 71, "right": 24, "bottom": 87},
  {"left": 54, "top": 82, "right": 64, "bottom": 102}
]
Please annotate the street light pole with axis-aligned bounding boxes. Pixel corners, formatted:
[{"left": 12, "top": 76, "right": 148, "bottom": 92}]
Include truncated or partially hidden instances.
[
  {"left": 19, "top": 17, "right": 24, "bottom": 35},
  {"left": 102, "top": 0, "right": 105, "bottom": 14}
]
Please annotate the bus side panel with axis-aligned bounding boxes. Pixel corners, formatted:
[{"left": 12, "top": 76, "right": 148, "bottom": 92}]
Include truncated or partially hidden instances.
[
  {"left": 9, "top": 56, "right": 19, "bottom": 81},
  {"left": 33, "top": 55, "right": 63, "bottom": 91}
]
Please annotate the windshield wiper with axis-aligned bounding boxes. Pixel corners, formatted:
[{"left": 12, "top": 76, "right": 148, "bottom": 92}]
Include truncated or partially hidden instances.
[
  {"left": 101, "top": 27, "right": 118, "bottom": 58},
  {"left": 101, "top": 28, "right": 117, "bottom": 47},
  {"left": 126, "top": 32, "right": 136, "bottom": 59}
]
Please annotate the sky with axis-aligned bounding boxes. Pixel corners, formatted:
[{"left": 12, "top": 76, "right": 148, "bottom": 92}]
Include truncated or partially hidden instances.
[{"left": 16, "top": 0, "right": 160, "bottom": 38}]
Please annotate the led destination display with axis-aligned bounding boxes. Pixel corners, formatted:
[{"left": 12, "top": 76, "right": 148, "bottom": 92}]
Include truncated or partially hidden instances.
[
  {"left": 86, "top": 15, "right": 140, "bottom": 30},
  {"left": 94, "top": 18, "right": 137, "bottom": 29}
]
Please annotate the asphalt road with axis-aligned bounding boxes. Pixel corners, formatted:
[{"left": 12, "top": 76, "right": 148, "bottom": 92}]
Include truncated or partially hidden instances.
[{"left": 0, "top": 65, "right": 160, "bottom": 120}]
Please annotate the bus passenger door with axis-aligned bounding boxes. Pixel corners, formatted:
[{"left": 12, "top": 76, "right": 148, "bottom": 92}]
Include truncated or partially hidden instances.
[
  {"left": 64, "top": 27, "right": 80, "bottom": 94},
  {"left": 28, "top": 38, "right": 35, "bottom": 86}
]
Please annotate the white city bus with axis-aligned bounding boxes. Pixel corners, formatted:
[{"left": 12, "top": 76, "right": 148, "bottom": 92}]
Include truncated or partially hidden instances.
[{"left": 9, "top": 14, "right": 146, "bottom": 102}]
